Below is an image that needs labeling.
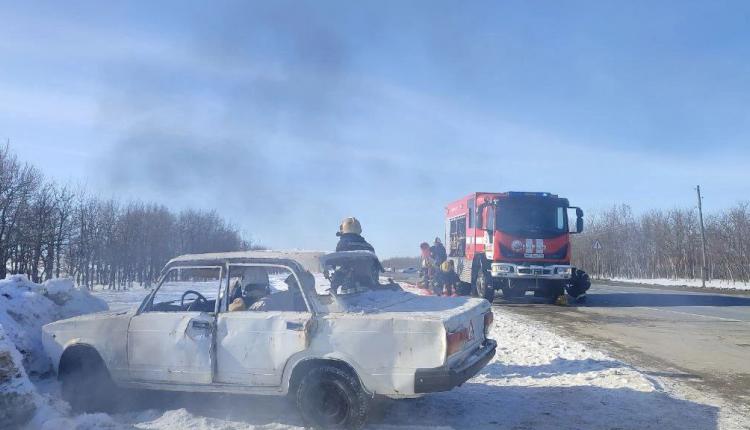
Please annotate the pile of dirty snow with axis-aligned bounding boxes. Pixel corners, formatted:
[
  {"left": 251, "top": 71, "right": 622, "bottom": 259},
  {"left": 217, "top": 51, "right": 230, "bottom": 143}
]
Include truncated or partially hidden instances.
[
  {"left": 0, "top": 275, "right": 108, "bottom": 428},
  {"left": 0, "top": 324, "right": 37, "bottom": 429},
  {"left": 0, "top": 275, "right": 108, "bottom": 374}
]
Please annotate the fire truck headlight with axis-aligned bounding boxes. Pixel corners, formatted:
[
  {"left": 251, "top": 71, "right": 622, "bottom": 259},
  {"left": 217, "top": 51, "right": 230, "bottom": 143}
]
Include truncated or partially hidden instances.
[
  {"left": 493, "top": 264, "right": 514, "bottom": 274},
  {"left": 555, "top": 267, "right": 572, "bottom": 276}
]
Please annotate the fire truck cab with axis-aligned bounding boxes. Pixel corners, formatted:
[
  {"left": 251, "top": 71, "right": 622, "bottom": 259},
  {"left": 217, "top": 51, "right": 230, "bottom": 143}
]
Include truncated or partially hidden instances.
[{"left": 445, "top": 191, "right": 589, "bottom": 302}]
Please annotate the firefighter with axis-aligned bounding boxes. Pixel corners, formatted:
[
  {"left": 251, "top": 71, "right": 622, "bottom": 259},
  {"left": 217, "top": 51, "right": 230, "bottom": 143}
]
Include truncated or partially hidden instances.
[
  {"left": 335, "top": 217, "right": 384, "bottom": 277},
  {"left": 436, "top": 260, "right": 461, "bottom": 296},
  {"left": 335, "top": 217, "right": 375, "bottom": 252},
  {"left": 430, "top": 237, "right": 447, "bottom": 266},
  {"left": 419, "top": 242, "right": 436, "bottom": 290}
]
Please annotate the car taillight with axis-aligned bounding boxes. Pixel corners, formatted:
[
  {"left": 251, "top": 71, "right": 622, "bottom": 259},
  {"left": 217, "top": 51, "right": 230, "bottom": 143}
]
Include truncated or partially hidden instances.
[
  {"left": 446, "top": 327, "right": 470, "bottom": 357},
  {"left": 484, "top": 311, "right": 493, "bottom": 337}
]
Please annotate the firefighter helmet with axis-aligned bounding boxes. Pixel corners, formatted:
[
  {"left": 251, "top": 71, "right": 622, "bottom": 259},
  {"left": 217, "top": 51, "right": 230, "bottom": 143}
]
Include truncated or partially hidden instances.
[{"left": 339, "top": 217, "right": 362, "bottom": 235}]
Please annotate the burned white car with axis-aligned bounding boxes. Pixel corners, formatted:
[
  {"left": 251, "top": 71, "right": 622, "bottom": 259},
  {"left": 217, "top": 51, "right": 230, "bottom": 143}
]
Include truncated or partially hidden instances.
[{"left": 42, "top": 251, "right": 496, "bottom": 428}]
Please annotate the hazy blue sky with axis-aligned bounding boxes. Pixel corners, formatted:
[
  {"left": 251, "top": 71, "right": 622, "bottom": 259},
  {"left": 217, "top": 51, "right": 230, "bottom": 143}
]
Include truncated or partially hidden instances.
[{"left": 2, "top": 1, "right": 749, "bottom": 257}]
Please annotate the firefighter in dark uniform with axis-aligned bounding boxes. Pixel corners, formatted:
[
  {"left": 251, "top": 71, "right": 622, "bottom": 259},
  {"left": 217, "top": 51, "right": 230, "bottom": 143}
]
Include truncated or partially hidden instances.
[
  {"left": 430, "top": 237, "right": 447, "bottom": 267},
  {"left": 335, "top": 217, "right": 384, "bottom": 275}
]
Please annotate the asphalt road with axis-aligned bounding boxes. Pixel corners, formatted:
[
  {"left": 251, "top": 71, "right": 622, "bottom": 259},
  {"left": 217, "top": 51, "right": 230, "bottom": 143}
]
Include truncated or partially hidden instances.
[{"left": 495, "top": 281, "right": 750, "bottom": 412}]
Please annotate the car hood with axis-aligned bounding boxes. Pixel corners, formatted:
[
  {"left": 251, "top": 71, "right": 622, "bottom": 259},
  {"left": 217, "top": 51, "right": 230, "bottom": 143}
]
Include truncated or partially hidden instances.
[{"left": 44, "top": 309, "right": 133, "bottom": 328}]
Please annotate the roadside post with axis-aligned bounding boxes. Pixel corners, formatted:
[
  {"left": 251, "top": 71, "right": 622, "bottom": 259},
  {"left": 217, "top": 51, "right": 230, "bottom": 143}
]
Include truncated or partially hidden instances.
[{"left": 696, "top": 185, "right": 708, "bottom": 288}]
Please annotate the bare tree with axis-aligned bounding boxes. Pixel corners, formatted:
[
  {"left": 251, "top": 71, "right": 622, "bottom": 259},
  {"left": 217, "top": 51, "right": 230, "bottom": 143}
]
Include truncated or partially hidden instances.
[{"left": 573, "top": 202, "right": 750, "bottom": 283}]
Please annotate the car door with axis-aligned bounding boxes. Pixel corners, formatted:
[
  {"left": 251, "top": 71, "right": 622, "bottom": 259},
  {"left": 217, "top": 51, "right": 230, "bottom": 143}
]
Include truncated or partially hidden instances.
[
  {"left": 215, "top": 264, "right": 312, "bottom": 386},
  {"left": 127, "top": 266, "right": 222, "bottom": 385}
]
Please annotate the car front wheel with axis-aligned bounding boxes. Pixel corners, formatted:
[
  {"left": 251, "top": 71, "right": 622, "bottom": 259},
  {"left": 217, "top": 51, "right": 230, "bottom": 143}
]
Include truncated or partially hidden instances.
[
  {"left": 60, "top": 350, "right": 118, "bottom": 413},
  {"left": 296, "top": 365, "right": 369, "bottom": 429}
]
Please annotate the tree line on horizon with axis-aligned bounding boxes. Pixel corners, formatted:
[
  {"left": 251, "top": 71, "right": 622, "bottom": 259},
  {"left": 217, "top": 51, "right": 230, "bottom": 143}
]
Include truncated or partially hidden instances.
[
  {"left": 0, "top": 144, "right": 252, "bottom": 289},
  {"left": 572, "top": 203, "right": 750, "bottom": 283}
]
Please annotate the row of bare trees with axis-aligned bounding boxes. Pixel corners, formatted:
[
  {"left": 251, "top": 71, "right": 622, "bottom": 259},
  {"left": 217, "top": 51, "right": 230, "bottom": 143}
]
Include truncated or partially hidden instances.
[
  {"left": 572, "top": 203, "right": 750, "bottom": 283},
  {"left": 1, "top": 144, "right": 251, "bottom": 288}
]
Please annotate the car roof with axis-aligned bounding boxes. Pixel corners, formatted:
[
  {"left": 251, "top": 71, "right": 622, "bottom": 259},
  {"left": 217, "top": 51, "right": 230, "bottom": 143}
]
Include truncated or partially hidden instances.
[{"left": 163, "top": 250, "right": 327, "bottom": 275}]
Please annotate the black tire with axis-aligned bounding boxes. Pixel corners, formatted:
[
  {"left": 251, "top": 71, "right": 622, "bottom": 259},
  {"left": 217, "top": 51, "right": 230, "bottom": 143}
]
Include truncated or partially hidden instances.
[
  {"left": 551, "top": 286, "right": 565, "bottom": 303},
  {"left": 456, "top": 282, "right": 472, "bottom": 296},
  {"left": 296, "top": 365, "right": 369, "bottom": 429},
  {"left": 544, "top": 283, "right": 565, "bottom": 303},
  {"left": 60, "top": 350, "right": 119, "bottom": 413},
  {"left": 475, "top": 270, "right": 496, "bottom": 303}
]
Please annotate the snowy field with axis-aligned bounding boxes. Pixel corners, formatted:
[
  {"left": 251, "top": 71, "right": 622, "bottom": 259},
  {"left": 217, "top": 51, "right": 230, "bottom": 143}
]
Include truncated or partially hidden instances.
[
  {"left": 607, "top": 277, "right": 750, "bottom": 291},
  {"left": 0, "top": 275, "right": 741, "bottom": 429}
]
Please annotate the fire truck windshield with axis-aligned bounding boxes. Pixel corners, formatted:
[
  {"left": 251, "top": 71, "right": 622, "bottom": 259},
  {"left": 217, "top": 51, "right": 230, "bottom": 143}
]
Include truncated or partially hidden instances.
[{"left": 495, "top": 200, "right": 567, "bottom": 238}]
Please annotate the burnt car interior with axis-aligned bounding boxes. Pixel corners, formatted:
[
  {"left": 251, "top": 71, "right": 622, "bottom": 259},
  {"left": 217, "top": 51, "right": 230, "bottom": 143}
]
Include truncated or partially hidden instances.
[{"left": 145, "top": 266, "right": 221, "bottom": 313}]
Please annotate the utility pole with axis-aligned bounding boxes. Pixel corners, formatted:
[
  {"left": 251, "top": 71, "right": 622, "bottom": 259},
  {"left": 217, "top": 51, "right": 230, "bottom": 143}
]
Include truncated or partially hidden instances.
[{"left": 696, "top": 185, "right": 708, "bottom": 288}]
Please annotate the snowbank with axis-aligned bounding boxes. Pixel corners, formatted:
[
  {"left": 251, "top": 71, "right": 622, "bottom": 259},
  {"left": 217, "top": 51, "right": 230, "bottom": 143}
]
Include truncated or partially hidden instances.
[
  {"left": 0, "top": 275, "right": 112, "bottom": 429},
  {"left": 0, "top": 324, "right": 37, "bottom": 428},
  {"left": 609, "top": 277, "right": 750, "bottom": 291},
  {"left": 0, "top": 275, "right": 108, "bottom": 374}
]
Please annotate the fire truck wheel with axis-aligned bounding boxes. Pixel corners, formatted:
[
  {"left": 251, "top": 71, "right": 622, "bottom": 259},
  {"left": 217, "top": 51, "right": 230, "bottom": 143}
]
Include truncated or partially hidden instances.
[
  {"left": 475, "top": 271, "right": 495, "bottom": 303},
  {"left": 535, "top": 283, "right": 564, "bottom": 303},
  {"left": 501, "top": 287, "right": 524, "bottom": 298}
]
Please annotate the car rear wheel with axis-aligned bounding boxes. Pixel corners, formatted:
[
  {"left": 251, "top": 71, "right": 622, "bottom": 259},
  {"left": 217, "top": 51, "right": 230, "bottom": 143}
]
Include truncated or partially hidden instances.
[{"left": 296, "top": 365, "right": 369, "bottom": 429}]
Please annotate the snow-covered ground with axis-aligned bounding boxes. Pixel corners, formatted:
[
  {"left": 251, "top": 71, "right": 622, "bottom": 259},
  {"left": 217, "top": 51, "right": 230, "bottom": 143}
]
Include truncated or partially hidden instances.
[
  {"left": 608, "top": 277, "right": 750, "bottom": 291},
  {"left": 0, "top": 275, "right": 738, "bottom": 429}
]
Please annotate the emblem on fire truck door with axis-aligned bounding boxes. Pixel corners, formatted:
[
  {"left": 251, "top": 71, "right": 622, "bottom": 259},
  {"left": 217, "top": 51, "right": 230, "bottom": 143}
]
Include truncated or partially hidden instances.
[
  {"left": 511, "top": 240, "right": 523, "bottom": 252},
  {"left": 523, "top": 239, "right": 545, "bottom": 258}
]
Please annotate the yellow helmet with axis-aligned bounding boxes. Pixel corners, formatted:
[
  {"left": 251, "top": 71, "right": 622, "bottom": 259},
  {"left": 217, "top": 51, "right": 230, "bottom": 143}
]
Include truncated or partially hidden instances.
[
  {"left": 441, "top": 260, "right": 454, "bottom": 272},
  {"left": 339, "top": 217, "right": 362, "bottom": 235}
]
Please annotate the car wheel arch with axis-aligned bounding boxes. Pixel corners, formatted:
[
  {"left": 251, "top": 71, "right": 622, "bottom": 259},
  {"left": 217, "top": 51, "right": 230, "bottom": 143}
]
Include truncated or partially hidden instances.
[
  {"left": 58, "top": 343, "right": 106, "bottom": 378},
  {"left": 288, "top": 358, "right": 366, "bottom": 397}
]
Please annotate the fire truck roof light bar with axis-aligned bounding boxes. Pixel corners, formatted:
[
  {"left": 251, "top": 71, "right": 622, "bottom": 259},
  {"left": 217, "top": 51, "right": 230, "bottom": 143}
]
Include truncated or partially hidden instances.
[{"left": 506, "top": 191, "right": 558, "bottom": 198}]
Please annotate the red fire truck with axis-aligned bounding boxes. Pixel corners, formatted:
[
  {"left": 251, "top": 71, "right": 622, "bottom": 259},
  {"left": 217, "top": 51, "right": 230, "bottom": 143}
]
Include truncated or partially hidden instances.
[{"left": 445, "top": 191, "right": 590, "bottom": 302}]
